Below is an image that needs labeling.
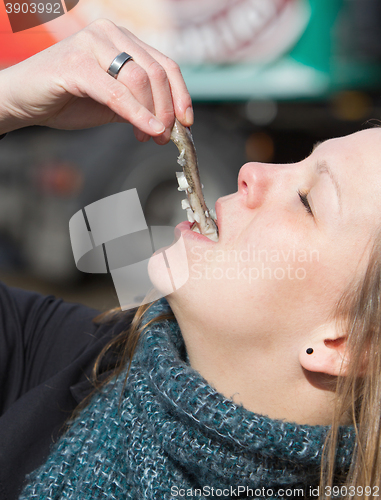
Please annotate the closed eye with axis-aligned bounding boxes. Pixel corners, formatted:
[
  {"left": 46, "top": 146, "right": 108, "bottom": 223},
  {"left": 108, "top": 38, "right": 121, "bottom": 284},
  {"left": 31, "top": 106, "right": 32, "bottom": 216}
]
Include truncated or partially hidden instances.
[{"left": 298, "top": 190, "right": 313, "bottom": 215}]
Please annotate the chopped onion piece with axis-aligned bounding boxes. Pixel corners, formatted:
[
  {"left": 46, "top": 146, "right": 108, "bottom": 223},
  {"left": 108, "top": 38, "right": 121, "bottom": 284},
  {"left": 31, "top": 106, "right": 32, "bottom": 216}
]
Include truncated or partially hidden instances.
[
  {"left": 177, "top": 150, "right": 186, "bottom": 167},
  {"left": 176, "top": 171, "right": 189, "bottom": 191},
  {"left": 181, "top": 199, "right": 190, "bottom": 210},
  {"left": 186, "top": 208, "right": 195, "bottom": 223}
]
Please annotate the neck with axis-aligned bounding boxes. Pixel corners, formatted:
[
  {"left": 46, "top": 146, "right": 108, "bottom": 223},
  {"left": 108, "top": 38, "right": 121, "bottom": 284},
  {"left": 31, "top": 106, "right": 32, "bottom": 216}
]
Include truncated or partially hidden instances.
[{"left": 171, "top": 308, "right": 336, "bottom": 426}]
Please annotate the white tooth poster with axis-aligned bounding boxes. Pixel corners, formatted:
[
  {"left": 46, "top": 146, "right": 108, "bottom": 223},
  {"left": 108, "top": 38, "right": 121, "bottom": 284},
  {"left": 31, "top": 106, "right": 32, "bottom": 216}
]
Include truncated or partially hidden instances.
[
  {"left": 0, "top": 0, "right": 309, "bottom": 65},
  {"left": 55, "top": 0, "right": 310, "bottom": 64}
]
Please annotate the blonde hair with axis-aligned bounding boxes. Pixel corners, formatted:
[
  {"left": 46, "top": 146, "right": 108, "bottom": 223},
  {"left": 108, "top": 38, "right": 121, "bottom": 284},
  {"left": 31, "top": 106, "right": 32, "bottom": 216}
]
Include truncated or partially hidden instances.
[
  {"left": 321, "top": 235, "right": 381, "bottom": 498},
  {"left": 71, "top": 298, "right": 174, "bottom": 418}
]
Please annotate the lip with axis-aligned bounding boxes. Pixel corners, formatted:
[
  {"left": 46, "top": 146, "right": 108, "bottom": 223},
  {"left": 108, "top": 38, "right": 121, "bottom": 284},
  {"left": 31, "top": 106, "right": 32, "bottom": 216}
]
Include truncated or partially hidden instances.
[{"left": 175, "top": 220, "right": 218, "bottom": 245}]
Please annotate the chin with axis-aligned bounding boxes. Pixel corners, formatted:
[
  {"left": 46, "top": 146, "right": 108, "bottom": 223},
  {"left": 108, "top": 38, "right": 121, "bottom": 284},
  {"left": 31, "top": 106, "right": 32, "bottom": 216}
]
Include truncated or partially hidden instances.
[
  {"left": 147, "top": 254, "right": 173, "bottom": 297},
  {"left": 147, "top": 236, "right": 190, "bottom": 298}
]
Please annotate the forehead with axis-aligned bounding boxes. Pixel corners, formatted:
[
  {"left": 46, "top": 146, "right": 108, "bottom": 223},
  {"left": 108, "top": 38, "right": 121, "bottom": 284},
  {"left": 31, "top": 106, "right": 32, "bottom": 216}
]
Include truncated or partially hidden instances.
[
  {"left": 312, "top": 128, "right": 381, "bottom": 237},
  {"left": 318, "top": 128, "right": 381, "bottom": 170},
  {"left": 316, "top": 128, "right": 381, "bottom": 222},
  {"left": 318, "top": 127, "right": 381, "bottom": 161},
  {"left": 321, "top": 127, "right": 381, "bottom": 155}
]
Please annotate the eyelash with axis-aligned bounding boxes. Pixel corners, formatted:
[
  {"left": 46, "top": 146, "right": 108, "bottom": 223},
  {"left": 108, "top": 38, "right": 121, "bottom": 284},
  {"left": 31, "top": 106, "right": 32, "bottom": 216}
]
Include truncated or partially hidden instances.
[{"left": 298, "top": 190, "right": 313, "bottom": 215}]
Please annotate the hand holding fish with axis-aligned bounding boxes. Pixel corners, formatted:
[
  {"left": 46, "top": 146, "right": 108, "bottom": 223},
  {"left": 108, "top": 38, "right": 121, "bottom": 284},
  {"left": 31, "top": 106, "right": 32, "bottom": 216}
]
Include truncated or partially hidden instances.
[{"left": 0, "top": 19, "right": 193, "bottom": 144}]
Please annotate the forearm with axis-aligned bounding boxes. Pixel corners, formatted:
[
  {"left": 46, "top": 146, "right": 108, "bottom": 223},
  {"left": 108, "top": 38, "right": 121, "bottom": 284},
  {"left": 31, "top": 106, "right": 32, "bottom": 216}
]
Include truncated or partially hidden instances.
[{"left": 0, "top": 52, "right": 61, "bottom": 135}]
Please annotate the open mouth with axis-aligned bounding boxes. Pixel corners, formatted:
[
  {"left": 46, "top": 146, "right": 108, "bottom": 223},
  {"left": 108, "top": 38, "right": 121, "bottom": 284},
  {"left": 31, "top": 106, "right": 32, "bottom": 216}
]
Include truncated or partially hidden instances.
[
  {"left": 177, "top": 220, "right": 218, "bottom": 245},
  {"left": 190, "top": 209, "right": 219, "bottom": 233}
]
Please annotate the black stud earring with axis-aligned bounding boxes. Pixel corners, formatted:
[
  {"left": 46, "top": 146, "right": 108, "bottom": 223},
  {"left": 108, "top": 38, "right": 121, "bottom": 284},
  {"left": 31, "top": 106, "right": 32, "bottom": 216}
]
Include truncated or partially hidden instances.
[{"left": 306, "top": 348, "right": 314, "bottom": 355}]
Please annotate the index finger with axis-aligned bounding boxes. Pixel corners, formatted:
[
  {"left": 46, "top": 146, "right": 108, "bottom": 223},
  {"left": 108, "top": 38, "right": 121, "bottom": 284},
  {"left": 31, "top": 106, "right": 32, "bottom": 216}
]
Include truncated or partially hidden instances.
[
  {"left": 80, "top": 65, "right": 166, "bottom": 135},
  {"left": 117, "top": 27, "right": 194, "bottom": 128}
]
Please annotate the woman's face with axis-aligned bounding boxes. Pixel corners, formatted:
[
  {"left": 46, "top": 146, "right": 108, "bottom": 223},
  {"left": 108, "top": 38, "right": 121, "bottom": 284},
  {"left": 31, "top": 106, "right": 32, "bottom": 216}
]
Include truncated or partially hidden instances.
[{"left": 152, "top": 128, "right": 381, "bottom": 341}]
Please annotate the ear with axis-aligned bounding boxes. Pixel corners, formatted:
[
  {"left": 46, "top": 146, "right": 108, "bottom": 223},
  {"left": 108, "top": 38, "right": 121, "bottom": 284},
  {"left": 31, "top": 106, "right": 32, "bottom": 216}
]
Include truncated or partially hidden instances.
[{"left": 299, "top": 322, "right": 349, "bottom": 377}]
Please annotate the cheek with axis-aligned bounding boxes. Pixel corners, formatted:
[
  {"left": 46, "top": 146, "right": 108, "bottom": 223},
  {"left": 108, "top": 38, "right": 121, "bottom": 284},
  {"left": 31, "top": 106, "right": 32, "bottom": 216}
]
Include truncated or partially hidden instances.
[
  {"left": 182, "top": 216, "right": 312, "bottom": 292},
  {"left": 167, "top": 242, "right": 354, "bottom": 337},
  {"left": 279, "top": 245, "right": 364, "bottom": 324}
]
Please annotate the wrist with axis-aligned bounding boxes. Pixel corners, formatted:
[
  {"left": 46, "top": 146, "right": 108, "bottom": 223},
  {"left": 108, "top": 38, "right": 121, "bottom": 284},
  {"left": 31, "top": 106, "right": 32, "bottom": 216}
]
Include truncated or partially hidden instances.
[{"left": 0, "top": 66, "right": 28, "bottom": 135}]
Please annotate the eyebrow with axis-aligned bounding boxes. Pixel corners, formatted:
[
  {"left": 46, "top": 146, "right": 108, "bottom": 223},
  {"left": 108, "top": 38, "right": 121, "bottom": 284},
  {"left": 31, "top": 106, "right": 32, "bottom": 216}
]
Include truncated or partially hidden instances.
[{"left": 316, "top": 160, "right": 342, "bottom": 212}]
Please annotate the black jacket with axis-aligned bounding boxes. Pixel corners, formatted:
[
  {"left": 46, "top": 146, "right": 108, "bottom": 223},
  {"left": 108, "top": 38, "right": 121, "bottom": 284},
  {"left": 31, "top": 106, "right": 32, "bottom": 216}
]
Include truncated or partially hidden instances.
[{"left": 0, "top": 282, "right": 131, "bottom": 500}]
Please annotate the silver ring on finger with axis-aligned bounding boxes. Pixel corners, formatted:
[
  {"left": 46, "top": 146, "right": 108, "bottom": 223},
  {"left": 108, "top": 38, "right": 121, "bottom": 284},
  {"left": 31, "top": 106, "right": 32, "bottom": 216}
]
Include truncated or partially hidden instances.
[{"left": 107, "top": 52, "right": 133, "bottom": 79}]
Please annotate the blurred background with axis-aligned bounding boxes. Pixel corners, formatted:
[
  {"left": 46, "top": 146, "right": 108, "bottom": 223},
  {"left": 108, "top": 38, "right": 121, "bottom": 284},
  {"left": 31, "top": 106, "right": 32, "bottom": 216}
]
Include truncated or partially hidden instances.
[{"left": 0, "top": 0, "right": 381, "bottom": 311}]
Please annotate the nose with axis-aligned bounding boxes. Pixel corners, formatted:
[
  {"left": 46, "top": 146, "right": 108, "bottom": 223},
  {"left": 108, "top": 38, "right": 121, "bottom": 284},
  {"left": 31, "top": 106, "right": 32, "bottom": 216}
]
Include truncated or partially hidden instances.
[{"left": 238, "top": 162, "right": 274, "bottom": 209}]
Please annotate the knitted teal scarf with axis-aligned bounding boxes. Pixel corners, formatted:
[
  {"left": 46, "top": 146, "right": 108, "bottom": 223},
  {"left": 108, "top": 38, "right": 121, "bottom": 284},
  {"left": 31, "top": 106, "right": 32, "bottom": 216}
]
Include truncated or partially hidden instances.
[{"left": 20, "top": 299, "right": 355, "bottom": 499}]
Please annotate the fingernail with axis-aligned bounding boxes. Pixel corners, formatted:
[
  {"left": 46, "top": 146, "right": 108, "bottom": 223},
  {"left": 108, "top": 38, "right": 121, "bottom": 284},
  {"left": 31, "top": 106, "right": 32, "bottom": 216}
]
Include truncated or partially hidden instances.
[
  {"left": 149, "top": 117, "right": 165, "bottom": 134},
  {"left": 185, "top": 107, "right": 194, "bottom": 125}
]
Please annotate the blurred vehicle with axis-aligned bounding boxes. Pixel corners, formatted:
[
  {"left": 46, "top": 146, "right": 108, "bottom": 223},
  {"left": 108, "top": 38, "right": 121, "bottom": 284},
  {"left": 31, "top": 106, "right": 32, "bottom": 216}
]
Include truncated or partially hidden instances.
[{"left": 0, "top": 0, "right": 381, "bottom": 283}]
